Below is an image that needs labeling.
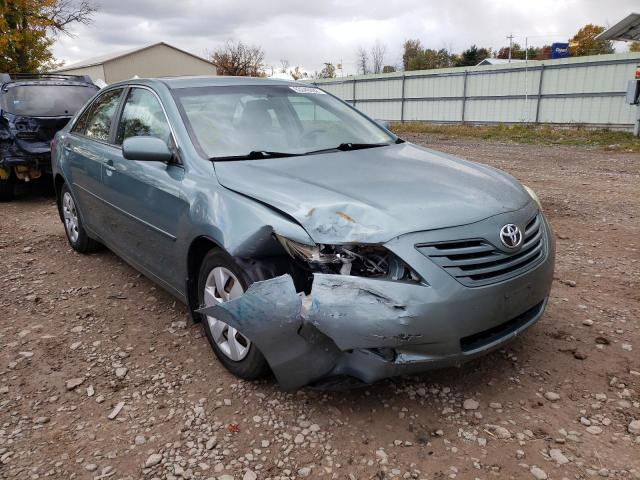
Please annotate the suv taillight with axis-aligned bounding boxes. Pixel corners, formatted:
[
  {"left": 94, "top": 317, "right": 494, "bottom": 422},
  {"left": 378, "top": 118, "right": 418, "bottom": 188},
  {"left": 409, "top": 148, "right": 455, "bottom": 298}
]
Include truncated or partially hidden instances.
[{"left": 50, "top": 137, "right": 56, "bottom": 155}]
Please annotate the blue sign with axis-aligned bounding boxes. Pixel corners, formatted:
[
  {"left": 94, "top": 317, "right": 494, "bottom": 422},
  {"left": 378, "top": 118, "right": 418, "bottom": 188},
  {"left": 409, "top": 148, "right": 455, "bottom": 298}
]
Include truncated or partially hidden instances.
[{"left": 551, "top": 43, "right": 569, "bottom": 59}]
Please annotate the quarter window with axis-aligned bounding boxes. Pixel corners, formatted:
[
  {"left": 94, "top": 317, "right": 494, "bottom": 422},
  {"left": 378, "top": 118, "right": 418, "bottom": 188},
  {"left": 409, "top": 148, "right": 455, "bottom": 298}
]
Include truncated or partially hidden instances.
[
  {"left": 115, "top": 88, "right": 171, "bottom": 145},
  {"left": 74, "top": 89, "right": 123, "bottom": 141}
]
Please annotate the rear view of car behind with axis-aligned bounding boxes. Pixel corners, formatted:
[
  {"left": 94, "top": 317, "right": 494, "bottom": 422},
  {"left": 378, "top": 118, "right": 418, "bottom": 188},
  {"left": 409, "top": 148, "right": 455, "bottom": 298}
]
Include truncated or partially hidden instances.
[{"left": 0, "top": 73, "right": 98, "bottom": 200}]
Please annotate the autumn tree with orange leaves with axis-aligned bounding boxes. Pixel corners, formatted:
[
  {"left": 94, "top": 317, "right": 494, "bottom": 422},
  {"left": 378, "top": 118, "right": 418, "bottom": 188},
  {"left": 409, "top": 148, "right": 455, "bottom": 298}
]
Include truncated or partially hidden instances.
[
  {"left": 568, "top": 24, "right": 614, "bottom": 57},
  {"left": 0, "top": 0, "right": 96, "bottom": 73}
]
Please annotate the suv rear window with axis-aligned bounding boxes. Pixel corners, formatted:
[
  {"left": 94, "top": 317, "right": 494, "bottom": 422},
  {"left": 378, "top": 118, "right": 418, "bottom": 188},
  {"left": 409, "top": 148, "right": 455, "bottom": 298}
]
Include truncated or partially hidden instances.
[{"left": 2, "top": 84, "right": 97, "bottom": 117}]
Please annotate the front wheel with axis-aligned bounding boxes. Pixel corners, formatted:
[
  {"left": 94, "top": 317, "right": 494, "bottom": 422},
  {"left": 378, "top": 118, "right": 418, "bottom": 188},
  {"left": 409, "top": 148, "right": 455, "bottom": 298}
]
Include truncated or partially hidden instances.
[{"left": 198, "top": 250, "right": 269, "bottom": 380}]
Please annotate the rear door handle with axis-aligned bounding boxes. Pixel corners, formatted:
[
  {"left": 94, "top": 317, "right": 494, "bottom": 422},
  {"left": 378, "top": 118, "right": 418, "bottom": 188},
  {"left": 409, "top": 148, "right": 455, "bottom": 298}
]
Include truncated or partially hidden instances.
[{"left": 104, "top": 160, "right": 116, "bottom": 171}]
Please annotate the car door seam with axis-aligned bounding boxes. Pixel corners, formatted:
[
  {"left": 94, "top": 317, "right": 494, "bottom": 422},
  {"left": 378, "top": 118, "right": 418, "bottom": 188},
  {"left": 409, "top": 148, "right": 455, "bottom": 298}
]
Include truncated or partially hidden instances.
[{"left": 73, "top": 182, "right": 177, "bottom": 241}]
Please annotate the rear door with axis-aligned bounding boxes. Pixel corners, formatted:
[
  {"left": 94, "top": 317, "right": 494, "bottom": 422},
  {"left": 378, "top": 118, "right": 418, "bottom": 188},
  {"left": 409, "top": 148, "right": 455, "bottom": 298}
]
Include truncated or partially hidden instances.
[
  {"left": 64, "top": 88, "right": 125, "bottom": 239},
  {"left": 101, "top": 86, "right": 188, "bottom": 293}
]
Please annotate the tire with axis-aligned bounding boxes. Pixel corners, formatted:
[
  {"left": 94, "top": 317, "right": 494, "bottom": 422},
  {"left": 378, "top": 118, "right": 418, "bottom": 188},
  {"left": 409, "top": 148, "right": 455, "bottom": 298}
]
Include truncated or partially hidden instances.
[
  {"left": 0, "top": 173, "right": 14, "bottom": 202},
  {"left": 60, "top": 184, "right": 100, "bottom": 253},
  {"left": 197, "top": 249, "right": 269, "bottom": 380}
]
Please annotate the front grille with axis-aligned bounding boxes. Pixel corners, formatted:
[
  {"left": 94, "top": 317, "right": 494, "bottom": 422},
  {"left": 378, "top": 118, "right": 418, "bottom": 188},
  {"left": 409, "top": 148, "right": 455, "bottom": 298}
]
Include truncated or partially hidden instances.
[
  {"left": 417, "top": 215, "right": 546, "bottom": 287},
  {"left": 460, "top": 300, "right": 544, "bottom": 352}
]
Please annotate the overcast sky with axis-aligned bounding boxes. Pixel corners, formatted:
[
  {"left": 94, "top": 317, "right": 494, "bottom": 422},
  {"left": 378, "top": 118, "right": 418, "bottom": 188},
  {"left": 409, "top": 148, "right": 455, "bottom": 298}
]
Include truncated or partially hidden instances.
[{"left": 52, "top": 0, "right": 638, "bottom": 75}]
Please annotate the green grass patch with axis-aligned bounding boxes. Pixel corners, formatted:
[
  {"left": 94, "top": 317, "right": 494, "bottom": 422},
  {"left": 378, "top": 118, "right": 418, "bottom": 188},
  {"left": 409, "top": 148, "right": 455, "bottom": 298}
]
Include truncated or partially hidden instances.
[{"left": 391, "top": 123, "right": 640, "bottom": 152}]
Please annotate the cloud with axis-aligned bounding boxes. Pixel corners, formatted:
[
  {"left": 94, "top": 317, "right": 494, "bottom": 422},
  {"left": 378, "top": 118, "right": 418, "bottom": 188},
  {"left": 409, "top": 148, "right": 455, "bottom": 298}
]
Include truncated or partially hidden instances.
[{"left": 52, "top": 0, "right": 638, "bottom": 74}]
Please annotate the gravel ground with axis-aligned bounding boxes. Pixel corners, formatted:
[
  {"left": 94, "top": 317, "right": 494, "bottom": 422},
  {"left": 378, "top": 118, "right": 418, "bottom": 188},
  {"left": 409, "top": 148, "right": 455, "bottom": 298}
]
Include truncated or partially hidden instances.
[{"left": 0, "top": 135, "right": 638, "bottom": 480}]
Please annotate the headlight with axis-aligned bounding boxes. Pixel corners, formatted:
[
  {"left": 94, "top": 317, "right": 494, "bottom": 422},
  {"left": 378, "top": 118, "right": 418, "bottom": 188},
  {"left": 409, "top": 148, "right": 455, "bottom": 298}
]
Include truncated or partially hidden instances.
[
  {"left": 523, "top": 184, "right": 542, "bottom": 211},
  {"left": 275, "top": 234, "right": 422, "bottom": 283}
]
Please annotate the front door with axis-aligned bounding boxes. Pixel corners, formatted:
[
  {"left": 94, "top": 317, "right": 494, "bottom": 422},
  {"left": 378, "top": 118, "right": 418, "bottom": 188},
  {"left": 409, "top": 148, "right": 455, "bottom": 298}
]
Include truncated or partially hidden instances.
[
  {"left": 65, "top": 88, "right": 124, "bottom": 239},
  {"left": 101, "top": 87, "right": 188, "bottom": 294}
]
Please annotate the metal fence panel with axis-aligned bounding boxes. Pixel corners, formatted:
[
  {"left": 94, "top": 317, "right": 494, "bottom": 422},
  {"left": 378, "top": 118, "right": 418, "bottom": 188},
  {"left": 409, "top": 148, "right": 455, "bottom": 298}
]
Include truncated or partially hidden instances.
[
  {"left": 538, "top": 95, "right": 636, "bottom": 124},
  {"left": 310, "top": 52, "right": 640, "bottom": 129},
  {"left": 356, "top": 101, "right": 402, "bottom": 120},
  {"left": 357, "top": 78, "right": 403, "bottom": 100},
  {"left": 405, "top": 75, "right": 463, "bottom": 98},
  {"left": 322, "top": 81, "right": 354, "bottom": 101},
  {"left": 404, "top": 99, "right": 462, "bottom": 121}
]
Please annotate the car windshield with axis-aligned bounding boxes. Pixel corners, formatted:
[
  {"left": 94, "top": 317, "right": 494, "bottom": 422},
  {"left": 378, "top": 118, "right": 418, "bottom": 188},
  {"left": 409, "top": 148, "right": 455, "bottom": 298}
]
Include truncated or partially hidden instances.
[
  {"left": 172, "top": 84, "right": 395, "bottom": 159},
  {"left": 2, "top": 84, "right": 97, "bottom": 117}
]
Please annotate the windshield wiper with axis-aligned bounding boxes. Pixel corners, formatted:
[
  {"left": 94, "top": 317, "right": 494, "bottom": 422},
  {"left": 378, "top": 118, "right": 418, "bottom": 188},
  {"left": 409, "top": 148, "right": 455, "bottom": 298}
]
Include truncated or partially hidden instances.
[
  {"left": 210, "top": 150, "right": 301, "bottom": 161},
  {"left": 305, "top": 142, "right": 391, "bottom": 155}
]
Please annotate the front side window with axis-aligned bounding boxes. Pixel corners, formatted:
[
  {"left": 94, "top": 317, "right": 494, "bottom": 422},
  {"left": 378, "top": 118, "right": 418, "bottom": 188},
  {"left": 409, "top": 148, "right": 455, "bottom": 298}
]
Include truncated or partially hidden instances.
[
  {"left": 115, "top": 88, "right": 171, "bottom": 145},
  {"left": 2, "top": 84, "right": 97, "bottom": 117},
  {"left": 172, "top": 85, "right": 394, "bottom": 159},
  {"left": 75, "top": 88, "right": 123, "bottom": 141}
]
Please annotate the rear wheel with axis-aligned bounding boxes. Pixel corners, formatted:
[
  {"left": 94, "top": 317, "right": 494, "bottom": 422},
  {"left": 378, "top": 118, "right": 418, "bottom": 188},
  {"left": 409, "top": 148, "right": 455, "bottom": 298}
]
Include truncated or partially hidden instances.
[
  {"left": 198, "top": 250, "right": 269, "bottom": 379},
  {"left": 60, "top": 184, "right": 100, "bottom": 253},
  {"left": 0, "top": 172, "right": 14, "bottom": 201}
]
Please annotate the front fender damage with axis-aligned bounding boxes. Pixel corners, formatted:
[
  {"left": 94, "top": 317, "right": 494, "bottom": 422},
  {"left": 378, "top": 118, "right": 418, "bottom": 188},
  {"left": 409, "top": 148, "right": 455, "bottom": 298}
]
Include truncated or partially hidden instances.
[
  {"left": 197, "top": 275, "right": 341, "bottom": 389},
  {"left": 197, "top": 273, "right": 430, "bottom": 389}
]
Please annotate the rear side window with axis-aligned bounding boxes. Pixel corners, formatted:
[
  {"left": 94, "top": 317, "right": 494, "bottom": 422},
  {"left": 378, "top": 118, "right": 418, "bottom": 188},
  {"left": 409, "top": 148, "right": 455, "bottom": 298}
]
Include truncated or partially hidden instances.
[
  {"left": 1, "top": 84, "right": 97, "bottom": 117},
  {"left": 73, "top": 89, "right": 123, "bottom": 142},
  {"left": 115, "top": 88, "right": 171, "bottom": 145}
]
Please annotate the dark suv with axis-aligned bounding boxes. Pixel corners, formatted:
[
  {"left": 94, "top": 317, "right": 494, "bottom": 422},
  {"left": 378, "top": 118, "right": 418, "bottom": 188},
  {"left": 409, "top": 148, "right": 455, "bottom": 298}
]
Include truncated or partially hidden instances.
[{"left": 0, "top": 73, "right": 98, "bottom": 200}]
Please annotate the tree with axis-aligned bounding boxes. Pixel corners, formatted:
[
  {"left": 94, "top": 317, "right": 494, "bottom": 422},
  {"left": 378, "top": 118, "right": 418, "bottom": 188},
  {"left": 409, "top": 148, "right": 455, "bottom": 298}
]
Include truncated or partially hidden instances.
[
  {"left": 497, "top": 43, "right": 525, "bottom": 60},
  {"left": 279, "top": 58, "right": 289, "bottom": 74},
  {"left": 456, "top": 45, "right": 491, "bottom": 66},
  {"left": 629, "top": 41, "right": 640, "bottom": 52},
  {"left": 318, "top": 62, "right": 336, "bottom": 79},
  {"left": 0, "top": 0, "right": 96, "bottom": 73},
  {"left": 406, "top": 48, "right": 455, "bottom": 71},
  {"left": 402, "top": 39, "right": 455, "bottom": 71},
  {"left": 355, "top": 46, "right": 368, "bottom": 75},
  {"left": 289, "top": 66, "right": 307, "bottom": 80},
  {"left": 211, "top": 40, "right": 265, "bottom": 76},
  {"left": 402, "top": 38, "right": 423, "bottom": 70},
  {"left": 370, "top": 41, "right": 386, "bottom": 74},
  {"left": 382, "top": 65, "right": 396, "bottom": 73},
  {"left": 535, "top": 45, "right": 552, "bottom": 60},
  {"left": 569, "top": 24, "right": 614, "bottom": 56}
]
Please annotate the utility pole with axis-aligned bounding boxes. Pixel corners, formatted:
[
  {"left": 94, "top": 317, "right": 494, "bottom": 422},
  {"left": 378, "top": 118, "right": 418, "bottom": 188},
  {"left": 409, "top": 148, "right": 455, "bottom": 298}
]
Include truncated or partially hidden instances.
[{"left": 507, "top": 34, "right": 514, "bottom": 63}]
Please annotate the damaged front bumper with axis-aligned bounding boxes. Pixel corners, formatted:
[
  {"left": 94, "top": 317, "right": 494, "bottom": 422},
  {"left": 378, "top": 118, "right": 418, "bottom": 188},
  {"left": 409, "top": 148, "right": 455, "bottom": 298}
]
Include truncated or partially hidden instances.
[{"left": 197, "top": 208, "right": 555, "bottom": 389}]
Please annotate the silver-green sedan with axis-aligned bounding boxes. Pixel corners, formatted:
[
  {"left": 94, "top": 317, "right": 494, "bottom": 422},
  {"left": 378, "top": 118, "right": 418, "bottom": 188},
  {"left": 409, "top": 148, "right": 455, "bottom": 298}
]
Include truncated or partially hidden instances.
[{"left": 51, "top": 76, "right": 555, "bottom": 389}]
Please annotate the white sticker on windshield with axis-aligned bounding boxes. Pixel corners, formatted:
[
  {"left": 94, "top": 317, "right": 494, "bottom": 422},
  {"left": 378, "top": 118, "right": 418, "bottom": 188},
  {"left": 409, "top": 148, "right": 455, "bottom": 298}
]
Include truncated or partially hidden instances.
[{"left": 289, "top": 86, "right": 325, "bottom": 95}]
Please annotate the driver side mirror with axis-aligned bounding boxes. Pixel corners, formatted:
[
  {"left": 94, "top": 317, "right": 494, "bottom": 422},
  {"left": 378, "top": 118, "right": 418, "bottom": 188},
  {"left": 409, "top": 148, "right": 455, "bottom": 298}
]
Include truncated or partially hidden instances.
[{"left": 122, "top": 136, "right": 172, "bottom": 162}]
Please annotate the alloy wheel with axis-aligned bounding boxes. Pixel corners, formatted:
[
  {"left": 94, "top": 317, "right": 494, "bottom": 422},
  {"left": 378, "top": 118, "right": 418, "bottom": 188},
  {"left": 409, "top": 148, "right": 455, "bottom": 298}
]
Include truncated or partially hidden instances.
[
  {"left": 203, "top": 266, "right": 251, "bottom": 361},
  {"left": 62, "top": 192, "right": 79, "bottom": 243}
]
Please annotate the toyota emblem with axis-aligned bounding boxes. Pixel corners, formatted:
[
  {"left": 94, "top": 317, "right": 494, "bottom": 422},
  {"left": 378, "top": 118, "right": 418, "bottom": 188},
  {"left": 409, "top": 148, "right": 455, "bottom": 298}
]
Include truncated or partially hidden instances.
[{"left": 499, "top": 224, "right": 523, "bottom": 249}]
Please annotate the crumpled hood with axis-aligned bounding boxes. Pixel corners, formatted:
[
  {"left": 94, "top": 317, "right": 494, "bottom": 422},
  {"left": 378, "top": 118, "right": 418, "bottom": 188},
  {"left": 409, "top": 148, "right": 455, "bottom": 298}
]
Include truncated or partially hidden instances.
[{"left": 214, "top": 142, "right": 530, "bottom": 244}]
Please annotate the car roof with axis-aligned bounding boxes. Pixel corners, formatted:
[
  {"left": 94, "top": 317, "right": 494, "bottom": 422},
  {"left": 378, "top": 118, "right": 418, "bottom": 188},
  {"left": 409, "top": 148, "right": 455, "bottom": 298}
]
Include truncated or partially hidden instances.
[
  {"left": 108, "top": 75, "right": 302, "bottom": 91},
  {"left": 0, "top": 73, "right": 96, "bottom": 89}
]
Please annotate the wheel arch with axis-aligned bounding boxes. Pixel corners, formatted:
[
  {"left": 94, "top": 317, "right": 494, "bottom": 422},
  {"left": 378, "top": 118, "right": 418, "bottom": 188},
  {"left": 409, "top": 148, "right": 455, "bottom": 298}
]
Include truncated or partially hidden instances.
[
  {"left": 185, "top": 234, "right": 306, "bottom": 322},
  {"left": 54, "top": 174, "right": 66, "bottom": 222},
  {"left": 185, "top": 235, "right": 224, "bottom": 322}
]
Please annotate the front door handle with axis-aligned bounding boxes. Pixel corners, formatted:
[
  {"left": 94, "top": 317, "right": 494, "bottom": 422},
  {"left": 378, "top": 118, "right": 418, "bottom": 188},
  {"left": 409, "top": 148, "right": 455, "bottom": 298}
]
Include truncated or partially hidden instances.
[{"left": 104, "top": 160, "right": 116, "bottom": 171}]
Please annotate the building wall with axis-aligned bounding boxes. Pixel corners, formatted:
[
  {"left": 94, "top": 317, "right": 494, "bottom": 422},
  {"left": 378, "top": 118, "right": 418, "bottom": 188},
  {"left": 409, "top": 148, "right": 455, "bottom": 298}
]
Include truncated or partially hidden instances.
[
  {"left": 311, "top": 52, "right": 640, "bottom": 129},
  {"left": 54, "top": 64, "right": 106, "bottom": 83},
  {"left": 104, "top": 44, "right": 216, "bottom": 83}
]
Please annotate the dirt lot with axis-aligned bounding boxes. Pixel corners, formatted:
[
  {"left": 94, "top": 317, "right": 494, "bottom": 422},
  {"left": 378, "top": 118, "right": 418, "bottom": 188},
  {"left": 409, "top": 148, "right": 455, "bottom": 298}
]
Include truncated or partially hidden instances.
[{"left": 0, "top": 135, "right": 638, "bottom": 480}]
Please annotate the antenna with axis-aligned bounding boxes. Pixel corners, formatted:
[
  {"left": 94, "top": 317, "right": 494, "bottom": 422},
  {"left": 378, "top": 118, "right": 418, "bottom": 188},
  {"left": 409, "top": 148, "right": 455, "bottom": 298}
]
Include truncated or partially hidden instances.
[{"left": 507, "top": 34, "right": 515, "bottom": 63}]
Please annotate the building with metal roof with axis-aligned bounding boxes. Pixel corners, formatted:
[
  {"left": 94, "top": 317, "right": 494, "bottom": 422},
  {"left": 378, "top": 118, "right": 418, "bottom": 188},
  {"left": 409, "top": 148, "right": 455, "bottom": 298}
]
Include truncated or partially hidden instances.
[
  {"left": 476, "top": 58, "right": 528, "bottom": 66},
  {"left": 596, "top": 13, "right": 640, "bottom": 42},
  {"left": 53, "top": 42, "right": 217, "bottom": 84}
]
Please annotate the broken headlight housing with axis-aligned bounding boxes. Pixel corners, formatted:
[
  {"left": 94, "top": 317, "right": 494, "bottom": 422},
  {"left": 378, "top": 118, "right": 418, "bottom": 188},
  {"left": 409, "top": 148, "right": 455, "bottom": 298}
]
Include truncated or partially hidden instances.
[{"left": 275, "top": 234, "right": 422, "bottom": 283}]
